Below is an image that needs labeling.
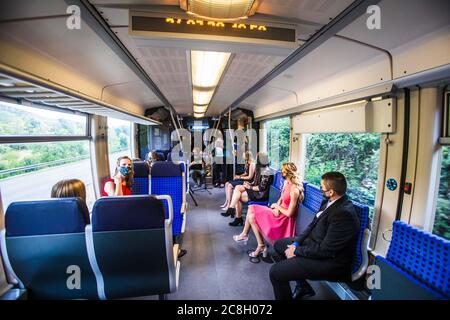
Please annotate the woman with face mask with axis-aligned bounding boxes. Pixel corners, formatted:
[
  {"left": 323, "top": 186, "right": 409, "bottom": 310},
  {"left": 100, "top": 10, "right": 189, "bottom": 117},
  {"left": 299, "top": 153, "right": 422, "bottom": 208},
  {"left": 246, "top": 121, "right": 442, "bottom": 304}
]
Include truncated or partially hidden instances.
[{"left": 102, "top": 156, "right": 134, "bottom": 196}]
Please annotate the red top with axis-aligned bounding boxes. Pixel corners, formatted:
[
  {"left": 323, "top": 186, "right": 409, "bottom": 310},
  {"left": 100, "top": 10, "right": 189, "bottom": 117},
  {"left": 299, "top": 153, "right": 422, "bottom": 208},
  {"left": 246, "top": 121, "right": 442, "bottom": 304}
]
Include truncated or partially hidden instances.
[{"left": 101, "top": 178, "right": 132, "bottom": 196}]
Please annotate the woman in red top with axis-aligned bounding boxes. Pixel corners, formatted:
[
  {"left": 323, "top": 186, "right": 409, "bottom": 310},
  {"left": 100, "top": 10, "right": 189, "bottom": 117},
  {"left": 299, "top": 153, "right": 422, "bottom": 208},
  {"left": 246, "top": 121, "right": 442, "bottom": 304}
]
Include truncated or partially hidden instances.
[{"left": 102, "top": 156, "right": 134, "bottom": 196}]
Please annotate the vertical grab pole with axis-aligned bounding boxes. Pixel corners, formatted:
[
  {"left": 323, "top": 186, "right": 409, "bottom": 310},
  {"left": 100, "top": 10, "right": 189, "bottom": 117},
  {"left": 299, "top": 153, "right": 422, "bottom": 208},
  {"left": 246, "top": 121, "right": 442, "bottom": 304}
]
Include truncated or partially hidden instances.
[{"left": 228, "top": 107, "right": 235, "bottom": 178}]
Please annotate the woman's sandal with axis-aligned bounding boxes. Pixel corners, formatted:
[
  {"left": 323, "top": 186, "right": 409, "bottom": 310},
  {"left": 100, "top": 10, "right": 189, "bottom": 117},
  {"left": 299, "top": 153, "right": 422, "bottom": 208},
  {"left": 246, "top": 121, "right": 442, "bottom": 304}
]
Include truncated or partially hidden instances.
[
  {"left": 233, "top": 234, "right": 249, "bottom": 244},
  {"left": 248, "top": 245, "right": 267, "bottom": 258}
]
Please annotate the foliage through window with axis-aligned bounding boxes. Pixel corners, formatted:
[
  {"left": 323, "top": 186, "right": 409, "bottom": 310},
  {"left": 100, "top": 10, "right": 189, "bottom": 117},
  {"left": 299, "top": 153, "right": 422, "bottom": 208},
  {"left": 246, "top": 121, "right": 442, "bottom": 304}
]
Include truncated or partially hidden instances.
[
  {"left": 0, "top": 141, "right": 95, "bottom": 210},
  {"left": 266, "top": 117, "right": 290, "bottom": 169},
  {"left": 433, "top": 146, "right": 450, "bottom": 240},
  {"left": 0, "top": 101, "right": 86, "bottom": 136},
  {"left": 304, "top": 133, "right": 381, "bottom": 219}
]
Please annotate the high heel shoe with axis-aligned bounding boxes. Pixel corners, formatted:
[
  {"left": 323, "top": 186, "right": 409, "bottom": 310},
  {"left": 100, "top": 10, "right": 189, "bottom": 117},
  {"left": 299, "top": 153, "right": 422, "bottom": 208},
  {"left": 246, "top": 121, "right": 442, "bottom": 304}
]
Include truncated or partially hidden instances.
[
  {"left": 220, "top": 203, "right": 228, "bottom": 208},
  {"left": 221, "top": 207, "right": 235, "bottom": 217},
  {"left": 249, "top": 245, "right": 267, "bottom": 258},
  {"left": 233, "top": 234, "right": 248, "bottom": 244},
  {"left": 229, "top": 217, "right": 243, "bottom": 226}
]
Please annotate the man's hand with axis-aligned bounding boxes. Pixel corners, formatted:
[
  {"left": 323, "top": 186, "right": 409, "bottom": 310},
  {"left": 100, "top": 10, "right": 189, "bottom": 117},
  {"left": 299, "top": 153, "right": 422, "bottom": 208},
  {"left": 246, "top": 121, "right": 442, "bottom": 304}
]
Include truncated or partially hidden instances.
[{"left": 284, "top": 245, "right": 296, "bottom": 259}]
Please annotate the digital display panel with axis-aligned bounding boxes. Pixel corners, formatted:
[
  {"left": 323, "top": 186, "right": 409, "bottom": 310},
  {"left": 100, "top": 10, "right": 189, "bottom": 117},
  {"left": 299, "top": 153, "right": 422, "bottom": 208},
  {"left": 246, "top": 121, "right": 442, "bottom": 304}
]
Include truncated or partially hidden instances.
[{"left": 131, "top": 15, "right": 297, "bottom": 44}]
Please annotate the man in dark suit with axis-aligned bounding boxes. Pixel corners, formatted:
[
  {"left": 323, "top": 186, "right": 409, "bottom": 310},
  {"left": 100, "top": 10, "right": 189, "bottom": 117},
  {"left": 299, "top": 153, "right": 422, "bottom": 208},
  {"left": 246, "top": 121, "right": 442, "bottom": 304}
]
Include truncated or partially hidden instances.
[{"left": 269, "top": 172, "right": 360, "bottom": 300}]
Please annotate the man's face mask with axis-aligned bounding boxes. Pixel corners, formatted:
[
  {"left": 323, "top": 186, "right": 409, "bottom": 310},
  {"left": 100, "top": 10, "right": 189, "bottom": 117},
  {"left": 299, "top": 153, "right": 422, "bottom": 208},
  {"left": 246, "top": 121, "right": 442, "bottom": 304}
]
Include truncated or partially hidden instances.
[{"left": 119, "top": 166, "right": 131, "bottom": 177}]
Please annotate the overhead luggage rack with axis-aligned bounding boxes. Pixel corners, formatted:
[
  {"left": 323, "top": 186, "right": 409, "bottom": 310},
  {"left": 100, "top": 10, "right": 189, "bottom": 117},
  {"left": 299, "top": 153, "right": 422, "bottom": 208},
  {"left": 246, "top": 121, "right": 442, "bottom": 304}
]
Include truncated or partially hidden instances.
[{"left": 0, "top": 67, "right": 161, "bottom": 126}]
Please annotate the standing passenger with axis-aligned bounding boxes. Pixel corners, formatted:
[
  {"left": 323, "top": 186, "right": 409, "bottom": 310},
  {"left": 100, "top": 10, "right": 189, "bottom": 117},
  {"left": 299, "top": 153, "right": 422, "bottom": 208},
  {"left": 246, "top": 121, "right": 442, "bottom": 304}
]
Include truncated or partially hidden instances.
[{"left": 102, "top": 156, "right": 134, "bottom": 196}]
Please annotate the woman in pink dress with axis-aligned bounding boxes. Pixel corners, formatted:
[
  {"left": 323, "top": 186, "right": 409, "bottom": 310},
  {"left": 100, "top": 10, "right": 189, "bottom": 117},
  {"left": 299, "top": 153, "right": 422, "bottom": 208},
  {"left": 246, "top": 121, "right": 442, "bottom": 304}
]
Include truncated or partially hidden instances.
[{"left": 233, "top": 162, "right": 304, "bottom": 258}]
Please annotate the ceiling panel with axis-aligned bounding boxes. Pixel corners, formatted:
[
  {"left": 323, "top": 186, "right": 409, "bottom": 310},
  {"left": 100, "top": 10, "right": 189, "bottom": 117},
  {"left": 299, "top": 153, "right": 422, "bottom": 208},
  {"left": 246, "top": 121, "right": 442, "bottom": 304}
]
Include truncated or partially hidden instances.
[
  {"left": 0, "top": 0, "right": 163, "bottom": 115},
  {"left": 207, "top": 53, "right": 285, "bottom": 115},
  {"left": 256, "top": 0, "right": 355, "bottom": 25},
  {"left": 338, "top": 0, "right": 450, "bottom": 51}
]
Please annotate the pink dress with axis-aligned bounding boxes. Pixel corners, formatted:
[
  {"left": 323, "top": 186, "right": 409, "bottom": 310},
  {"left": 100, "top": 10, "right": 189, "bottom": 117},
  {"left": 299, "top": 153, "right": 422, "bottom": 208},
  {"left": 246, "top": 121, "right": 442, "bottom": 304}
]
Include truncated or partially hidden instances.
[{"left": 251, "top": 182, "right": 298, "bottom": 244}]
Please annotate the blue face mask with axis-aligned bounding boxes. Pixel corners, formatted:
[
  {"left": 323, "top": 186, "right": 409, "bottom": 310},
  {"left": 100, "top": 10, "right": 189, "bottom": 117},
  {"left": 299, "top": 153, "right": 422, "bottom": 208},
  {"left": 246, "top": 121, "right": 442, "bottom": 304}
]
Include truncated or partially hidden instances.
[{"left": 119, "top": 166, "right": 131, "bottom": 176}]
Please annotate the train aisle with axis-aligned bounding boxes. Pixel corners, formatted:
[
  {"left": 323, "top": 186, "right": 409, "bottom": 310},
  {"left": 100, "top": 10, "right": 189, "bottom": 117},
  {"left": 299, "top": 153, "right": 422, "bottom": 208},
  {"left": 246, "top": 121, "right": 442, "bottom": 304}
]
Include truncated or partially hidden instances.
[{"left": 169, "top": 188, "right": 339, "bottom": 300}]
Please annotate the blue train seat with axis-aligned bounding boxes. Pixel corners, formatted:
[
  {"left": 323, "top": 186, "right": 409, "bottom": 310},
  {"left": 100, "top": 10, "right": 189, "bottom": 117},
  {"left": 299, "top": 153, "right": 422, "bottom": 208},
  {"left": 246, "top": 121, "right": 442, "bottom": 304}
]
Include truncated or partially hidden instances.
[
  {"left": 371, "top": 221, "right": 449, "bottom": 300},
  {"left": 0, "top": 198, "right": 98, "bottom": 299},
  {"left": 150, "top": 162, "right": 186, "bottom": 236},
  {"left": 296, "top": 183, "right": 371, "bottom": 283},
  {"left": 87, "top": 195, "right": 179, "bottom": 299},
  {"left": 132, "top": 161, "right": 150, "bottom": 195}
]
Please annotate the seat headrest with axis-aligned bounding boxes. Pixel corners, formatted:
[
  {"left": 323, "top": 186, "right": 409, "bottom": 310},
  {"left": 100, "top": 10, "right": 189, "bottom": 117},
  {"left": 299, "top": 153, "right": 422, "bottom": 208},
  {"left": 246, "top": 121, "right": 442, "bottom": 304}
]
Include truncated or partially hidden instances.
[
  {"left": 133, "top": 161, "right": 150, "bottom": 177},
  {"left": 150, "top": 161, "right": 183, "bottom": 177},
  {"left": 92, "top": 196, "right": 166, "bottom": 232},
  {"left": 5, "top": 198, "right": 89, "bottom": 237}
]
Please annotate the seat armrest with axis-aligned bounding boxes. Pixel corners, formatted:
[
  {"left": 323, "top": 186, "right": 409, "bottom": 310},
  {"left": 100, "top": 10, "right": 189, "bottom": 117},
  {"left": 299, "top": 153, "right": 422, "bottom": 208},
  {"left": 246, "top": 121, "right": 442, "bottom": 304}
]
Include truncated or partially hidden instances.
[{"left": 181, "top": 202, "right": 187, "bottom": 213}]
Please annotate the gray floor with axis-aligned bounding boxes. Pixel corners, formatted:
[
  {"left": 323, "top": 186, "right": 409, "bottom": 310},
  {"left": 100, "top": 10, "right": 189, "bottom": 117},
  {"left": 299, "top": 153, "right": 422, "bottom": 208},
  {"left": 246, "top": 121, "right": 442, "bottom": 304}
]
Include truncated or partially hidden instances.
[{"left": 167, "top": 187, "right": 339, "bottom": 300}]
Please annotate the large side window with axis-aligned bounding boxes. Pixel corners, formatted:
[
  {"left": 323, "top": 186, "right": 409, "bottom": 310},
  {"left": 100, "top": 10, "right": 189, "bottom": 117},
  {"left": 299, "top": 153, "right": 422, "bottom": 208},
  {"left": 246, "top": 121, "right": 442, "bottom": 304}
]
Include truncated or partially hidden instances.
[
  {"left": 304, "top": 133, "right": 381, "bottom": 219},
  {"left": 265, "top": 117, "right": 291, "bottom": 169},
  {"left": 433, "top": 146, "right": 449, "bottom": 239},
  {"left": 107, "top": 118, "right": 132, "bottom": 174},
  {"left": 0, "top": 101, "right": 95, "bottom": 209}
]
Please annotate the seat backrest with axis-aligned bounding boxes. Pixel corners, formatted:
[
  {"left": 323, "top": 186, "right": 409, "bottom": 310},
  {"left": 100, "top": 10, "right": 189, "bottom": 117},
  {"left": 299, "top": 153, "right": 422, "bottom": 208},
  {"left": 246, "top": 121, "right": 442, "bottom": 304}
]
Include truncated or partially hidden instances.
[
  {"left": 89, "top": 195, "right": 176, "bottom": 299},
  {"left": 2, "top": 198, "right": 98, "bottom": 299},
  {"left": 302, "top": 183, "right": 323, "bottom": 213},
  {"left": 150, "top": 162, "right": 184, "bottom": 236},
  {"left": 386, "top": 221, "right": 450, "bottom": 298},
  {"left": 350, "top": 201, "right": 370, "bottom": 280},
  {"left": 132, "top": 161, "right": 150, "bottom": 195}
]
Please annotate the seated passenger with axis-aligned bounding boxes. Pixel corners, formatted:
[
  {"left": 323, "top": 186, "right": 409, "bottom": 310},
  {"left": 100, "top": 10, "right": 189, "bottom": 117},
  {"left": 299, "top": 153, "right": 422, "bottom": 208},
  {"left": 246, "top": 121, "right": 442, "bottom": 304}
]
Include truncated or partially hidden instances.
[
  {"left": 233, "top": 163, "right": 304, "bottom": 258},
  {"left": 146, "top": 150, "right": 164, "bottom": 164},
  {"left": 51, "top": 179, "right": 87, "bottom": 201},
  {"left": 222, "top": 153, "right": 273, "bottom": 226},
  {"left": 189, "top": 147, "right": 205, "bottom": 187},
  {"left": 102, "top": 156, "right": 133, "bottom": 196},
  {"left": 269, "top": 172, "right": 360, "bottom": 300},
  {"left": 221, "top": 151, "right": 255, "bottom": 210}
]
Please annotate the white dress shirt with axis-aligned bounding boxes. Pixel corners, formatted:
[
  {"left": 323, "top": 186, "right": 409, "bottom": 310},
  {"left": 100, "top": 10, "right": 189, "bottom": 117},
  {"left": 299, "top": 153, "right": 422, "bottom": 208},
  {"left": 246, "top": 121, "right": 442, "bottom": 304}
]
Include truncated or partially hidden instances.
[{"left": 315, "top": 196, "right": 342, "bottom": 218}]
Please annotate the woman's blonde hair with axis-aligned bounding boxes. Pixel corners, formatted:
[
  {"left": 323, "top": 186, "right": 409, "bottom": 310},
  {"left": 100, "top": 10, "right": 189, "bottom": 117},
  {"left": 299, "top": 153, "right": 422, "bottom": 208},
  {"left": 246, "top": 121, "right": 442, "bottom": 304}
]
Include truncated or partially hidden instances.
[
  {"left": 115, "top": 156, "right": 134, "bottom": 188},
  {"left": 281, "top": 162, "right": 304, "bottom": 202},
  {"left": 51, "top": 179, "right": 87, "bottom": 201},
  {"left": 244, "top": 151, "right": 254, "bottom": 166}
]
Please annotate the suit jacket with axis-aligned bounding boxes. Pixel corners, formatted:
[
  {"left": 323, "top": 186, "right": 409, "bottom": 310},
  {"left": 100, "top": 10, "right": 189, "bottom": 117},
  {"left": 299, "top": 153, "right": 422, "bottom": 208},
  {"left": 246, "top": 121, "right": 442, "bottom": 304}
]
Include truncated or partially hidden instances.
[{"left": 294, "top": 195, "right": 360, "bottom": 271}]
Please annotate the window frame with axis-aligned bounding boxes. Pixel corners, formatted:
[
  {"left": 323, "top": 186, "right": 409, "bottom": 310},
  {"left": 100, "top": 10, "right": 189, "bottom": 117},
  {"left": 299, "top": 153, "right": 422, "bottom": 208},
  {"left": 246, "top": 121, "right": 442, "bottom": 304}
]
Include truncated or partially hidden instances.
[
  {"left": 264, "top": 116, "right": 292, "bottom": 170},
  {"left": 0, "top": 100, "right": 91, "bottom": 144},
  {"left": 439, "top": 90, "right": 450, "bottom": 145}
]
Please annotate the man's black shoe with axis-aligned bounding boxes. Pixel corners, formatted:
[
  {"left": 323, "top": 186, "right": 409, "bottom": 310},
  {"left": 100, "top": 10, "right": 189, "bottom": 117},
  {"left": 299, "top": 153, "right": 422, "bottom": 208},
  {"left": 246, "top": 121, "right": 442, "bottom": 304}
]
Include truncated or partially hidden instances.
[{"left": 292, "top": 284, "right": 316, "bottom": 300}]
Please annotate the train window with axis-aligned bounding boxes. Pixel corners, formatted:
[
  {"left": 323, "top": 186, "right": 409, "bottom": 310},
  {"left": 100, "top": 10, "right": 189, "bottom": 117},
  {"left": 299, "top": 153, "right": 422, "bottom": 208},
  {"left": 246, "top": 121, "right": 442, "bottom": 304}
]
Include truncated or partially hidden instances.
[
  {"left": 0, "top": 101, "right": 87, "bottom": 136},
  {"left": 433, "top": 146, "right": 449, "bottom": 240},
  {"left": 303, "top": 133, "right": 381, "bottom": 219},
  {"left": 265, "top": 117, "right": 290, "bottom": 169},
  {"left": 0, "top": 141, "right": 96, "bottom": 211},
  {"left": 108, "top": 118, "right": 132, "bottom": 174}
]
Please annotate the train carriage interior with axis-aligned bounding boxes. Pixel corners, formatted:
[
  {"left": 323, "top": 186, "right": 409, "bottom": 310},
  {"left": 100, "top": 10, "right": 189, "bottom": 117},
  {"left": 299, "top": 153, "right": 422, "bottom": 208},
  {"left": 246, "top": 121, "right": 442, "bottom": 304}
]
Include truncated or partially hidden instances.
[{"left": 0, "top": 0, "right": 449, "bottom": 302}]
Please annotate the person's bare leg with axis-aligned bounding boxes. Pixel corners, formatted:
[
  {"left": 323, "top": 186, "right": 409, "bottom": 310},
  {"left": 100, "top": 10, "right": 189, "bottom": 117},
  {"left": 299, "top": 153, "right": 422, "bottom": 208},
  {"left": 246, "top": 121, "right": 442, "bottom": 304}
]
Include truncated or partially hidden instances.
[
  {"left": 235, "top": 200, "right": 242, "bottom": 218},
  {"left": 221, "top": 182, "right": 230, "bottom": 207},
  {"left": 233, "top": 205, "right": 252, "bottom": 242},
  {"left": 229, "top": 185, "right": 245, "bottom": 208},
  {"left": 248, "top": 210, "right": 266, "bottom": 256},
  {"left": 222, "top": 183, "right": 233, "bottom": 208}
]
